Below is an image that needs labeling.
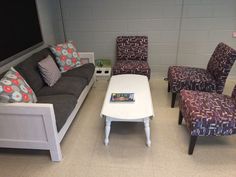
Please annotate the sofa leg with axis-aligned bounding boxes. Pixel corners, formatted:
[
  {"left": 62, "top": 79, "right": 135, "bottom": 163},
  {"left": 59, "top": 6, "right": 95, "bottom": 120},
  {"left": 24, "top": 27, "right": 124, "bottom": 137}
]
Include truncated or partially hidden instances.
[
  {"left": 188, "top": 136, "right": 197, "bottom": 155},
  {"left": 49, "top": 142, "right": 62, "bottom": 162},
  {"left": 171, "top": 93, "right": 177, "bottom": 108},
  {"left": 167, "top": 82, "right": 170, "bottom": 92},
  {"left": 178, "top": 111, "right": 183, "bottom": 125},
  {"left": 50, "top": 148, "right": 62, "bottom": 162}
]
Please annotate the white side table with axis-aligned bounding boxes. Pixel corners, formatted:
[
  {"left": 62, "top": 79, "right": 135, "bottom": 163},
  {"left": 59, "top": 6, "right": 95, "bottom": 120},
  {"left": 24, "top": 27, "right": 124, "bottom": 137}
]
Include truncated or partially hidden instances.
[
  {"left": 95, "top": 59, "right": 112, "bottom": 80},
  {"left": 95, "top": 67, "right": 111, "bottom": 80}
]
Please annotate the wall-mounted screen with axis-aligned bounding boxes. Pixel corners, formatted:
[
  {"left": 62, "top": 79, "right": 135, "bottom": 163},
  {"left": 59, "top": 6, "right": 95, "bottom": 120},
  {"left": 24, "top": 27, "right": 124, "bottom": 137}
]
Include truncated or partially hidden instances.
[{"left": 0, "top": 0, "right": 43, "bottom": 66}]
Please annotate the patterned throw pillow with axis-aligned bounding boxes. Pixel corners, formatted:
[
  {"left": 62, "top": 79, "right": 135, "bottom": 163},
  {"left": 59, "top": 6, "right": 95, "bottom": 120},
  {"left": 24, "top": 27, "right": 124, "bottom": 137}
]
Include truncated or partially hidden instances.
[
  {"left": 50, "top": 41, "right": 81, "bottom": 72},
  {"left": 0, "top": 67, "right": 37, "bottom": 103},
  {"left": 38, "top": 55, "right": 61, "bottom": 87}
]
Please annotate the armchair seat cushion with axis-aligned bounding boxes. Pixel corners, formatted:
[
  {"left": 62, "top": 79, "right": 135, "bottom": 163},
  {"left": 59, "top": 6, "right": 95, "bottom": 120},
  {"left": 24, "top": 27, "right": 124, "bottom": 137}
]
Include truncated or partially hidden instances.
[
  {"left": 37, "top": 94, "right": 77, "bottom": 131},
  {"left": 179, "top": 90, "right": 236, "bottom": 136},
  {"left": 62, "top": 63, "right": 95, "bottom": 84},
  {"left": 112, "top": 60, "right": 150, "bottom": 79},
  {"left": 168, "top": 66, "right": 216, "bottom": 93},
  {"left": 36, "top": 76, "right": 87, "bottom": 98}
]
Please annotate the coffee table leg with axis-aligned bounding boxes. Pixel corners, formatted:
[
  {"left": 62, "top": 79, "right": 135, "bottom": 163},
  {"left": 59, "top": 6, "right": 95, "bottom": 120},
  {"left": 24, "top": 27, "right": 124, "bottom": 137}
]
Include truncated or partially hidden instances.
[
  {"left": 104, "top": 118, "right": 111, "bottom": 146},
  {"left": 144, "top": 118, "right": 151, "bottom": 147}
]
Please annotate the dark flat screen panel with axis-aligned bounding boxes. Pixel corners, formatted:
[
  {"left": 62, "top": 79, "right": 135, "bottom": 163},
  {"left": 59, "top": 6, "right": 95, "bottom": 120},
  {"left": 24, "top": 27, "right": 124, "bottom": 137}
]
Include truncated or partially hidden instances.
[{"left": 0, "top": 0, "right": 43, "bottom": 62}]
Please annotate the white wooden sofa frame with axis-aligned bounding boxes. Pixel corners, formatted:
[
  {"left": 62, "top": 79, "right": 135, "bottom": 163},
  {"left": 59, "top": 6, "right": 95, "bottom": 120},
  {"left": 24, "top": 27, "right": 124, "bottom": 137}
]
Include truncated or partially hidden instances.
[{"left": 0, "top": 52, "right": 95, "bottom": 162}]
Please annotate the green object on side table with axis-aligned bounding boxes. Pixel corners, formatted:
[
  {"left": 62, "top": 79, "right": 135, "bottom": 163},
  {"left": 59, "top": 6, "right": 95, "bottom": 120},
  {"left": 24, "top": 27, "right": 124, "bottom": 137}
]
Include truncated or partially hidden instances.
[
  {"left": 95, "top": 59, "right": 112, "bottom": 80},
  {"left": 95, "top": 59, "right": 111, "bottom": 68}
]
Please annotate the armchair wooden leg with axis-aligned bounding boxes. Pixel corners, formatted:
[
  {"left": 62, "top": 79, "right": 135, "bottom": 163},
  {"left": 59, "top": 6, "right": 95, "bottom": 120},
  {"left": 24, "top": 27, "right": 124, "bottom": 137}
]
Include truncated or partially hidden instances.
[
  {"left": 171, "top": 93, "right": 177, "bottom": 108},
  {"left": 178, "top": 111, "right": 183, "bottom": 125},
  {"left": 167, "top": 82, "right": 170, "bottom": 92},
  {"left": 188, "top": 136, "right": 197, "bottom": 155}
]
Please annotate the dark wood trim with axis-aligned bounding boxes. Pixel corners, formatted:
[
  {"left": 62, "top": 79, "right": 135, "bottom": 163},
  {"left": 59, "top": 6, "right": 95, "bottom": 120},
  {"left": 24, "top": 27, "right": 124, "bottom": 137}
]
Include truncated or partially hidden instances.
[
  {"left": 171, "top": 93, "right": 177, "bottom": 108},
  {"left": 178, "top": 111, "right": 183, "bottom": 125},
  {"left": 188, "top": 136, "right": 198, "bottom": 155},
  {"left": 58, "top": 0, "right": 67, "bottom": 42}
]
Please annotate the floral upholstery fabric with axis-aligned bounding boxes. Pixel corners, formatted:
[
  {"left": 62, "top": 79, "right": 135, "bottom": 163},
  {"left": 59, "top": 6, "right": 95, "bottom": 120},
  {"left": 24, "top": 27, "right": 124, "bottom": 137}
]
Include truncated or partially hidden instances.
[
  {"left": 207, "top": 42, "right": 236, "bottom": 93},
  {"left": 112, "top": 60, "right": 150, "bottom": 79},
  {"left": 0, "top": 67, "right": 37, "bottom": 103},
  {"left": 117, "top": 36, "right": 148, "bottom": 61},
  {"left": 179, "top": 89, "right": 236, "bottom": 136},
  {"left": 168, "top": 66, "right": 216, "bottom": 93},
  {"left": 231, "top": 85, "right": 236, "bottom": 99},
  {"left": 168, "top": 42, "right": 236, "bottom": 94},
  {"left": 50, "top": 41, "right": 81, "bottom": 73},
  {"left": 112, "top": 36, "right": 150, "bottom": 79}
]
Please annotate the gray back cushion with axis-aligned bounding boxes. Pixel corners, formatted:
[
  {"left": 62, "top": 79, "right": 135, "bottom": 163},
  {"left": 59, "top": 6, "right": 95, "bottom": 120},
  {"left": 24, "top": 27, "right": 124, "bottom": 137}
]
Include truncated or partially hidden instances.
[{"left": 15, "top": 48, "right": 54, "bottom": 92}]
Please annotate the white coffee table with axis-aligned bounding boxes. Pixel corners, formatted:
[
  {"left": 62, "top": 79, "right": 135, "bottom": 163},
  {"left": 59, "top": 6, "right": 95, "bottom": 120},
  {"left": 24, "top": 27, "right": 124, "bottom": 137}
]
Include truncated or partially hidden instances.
[{"left": 100, "top": 74, "right": 154, "bottom": 147}]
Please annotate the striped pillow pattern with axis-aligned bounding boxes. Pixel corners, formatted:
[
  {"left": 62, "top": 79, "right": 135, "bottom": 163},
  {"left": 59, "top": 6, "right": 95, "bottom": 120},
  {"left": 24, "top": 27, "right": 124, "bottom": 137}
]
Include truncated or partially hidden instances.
[{"left": 38, "top": 55, "right": 61, "bottom": 87}]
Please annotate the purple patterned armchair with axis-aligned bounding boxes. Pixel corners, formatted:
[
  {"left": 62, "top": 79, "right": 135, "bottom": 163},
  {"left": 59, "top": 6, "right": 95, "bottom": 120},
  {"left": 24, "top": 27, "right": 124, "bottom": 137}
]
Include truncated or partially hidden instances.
[
  {"left": 168, "top": 42, "right": 236, "bottom": 107},
  {"left": 112, "top": 36, "right": 151, "bottom": 79},
  {"left": 179, "top": 85, "right": 236, "bottom": 154}
]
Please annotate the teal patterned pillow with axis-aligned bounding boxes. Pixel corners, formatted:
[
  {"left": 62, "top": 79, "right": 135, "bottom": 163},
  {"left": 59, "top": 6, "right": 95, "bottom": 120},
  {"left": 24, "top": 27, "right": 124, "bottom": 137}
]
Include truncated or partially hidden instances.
[
  {"left": 50, "top": 41, "right": 81, "bottom": 72},
  {"left": 0, "top": 67, "right": 37, "bottom": 103}
]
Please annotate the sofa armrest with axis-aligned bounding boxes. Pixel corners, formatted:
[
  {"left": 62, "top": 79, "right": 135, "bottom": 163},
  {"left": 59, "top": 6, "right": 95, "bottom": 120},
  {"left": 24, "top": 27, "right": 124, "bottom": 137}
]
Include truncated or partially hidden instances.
[
  {"left": 0, "top": 103, "right": 62, "bottom": 161},
  {"left": 79, "top": 52, "right": 95, "bottom": 64}
]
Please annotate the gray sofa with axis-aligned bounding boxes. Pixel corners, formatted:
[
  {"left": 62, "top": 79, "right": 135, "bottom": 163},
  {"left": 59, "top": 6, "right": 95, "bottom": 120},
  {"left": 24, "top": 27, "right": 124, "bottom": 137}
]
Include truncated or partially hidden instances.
[{"left": 0, "top": 47, "right": 95, "bottom": 161}]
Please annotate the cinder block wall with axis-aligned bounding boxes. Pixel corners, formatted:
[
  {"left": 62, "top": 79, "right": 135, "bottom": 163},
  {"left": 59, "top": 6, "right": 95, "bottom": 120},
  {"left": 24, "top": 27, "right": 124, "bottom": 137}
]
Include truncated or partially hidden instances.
[
  {"left": 59, "top": 0, "right": 236, "bottom": 77},
  {"left": 178, "top": 0, "right": 236, "bottom": 77}
]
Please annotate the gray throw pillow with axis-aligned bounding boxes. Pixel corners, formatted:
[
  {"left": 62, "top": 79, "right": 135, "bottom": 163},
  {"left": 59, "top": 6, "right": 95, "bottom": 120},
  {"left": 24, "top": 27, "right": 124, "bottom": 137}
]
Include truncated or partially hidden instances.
[{"left": 38, "top": 55, "right": 61, "bottom": 87}]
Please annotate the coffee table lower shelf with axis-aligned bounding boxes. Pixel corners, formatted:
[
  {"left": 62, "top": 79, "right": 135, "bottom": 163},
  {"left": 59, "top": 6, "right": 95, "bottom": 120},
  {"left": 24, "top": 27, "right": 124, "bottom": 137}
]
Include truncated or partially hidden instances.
[{"left": 103, "top": 116, "right": 151, "bottom": 147}]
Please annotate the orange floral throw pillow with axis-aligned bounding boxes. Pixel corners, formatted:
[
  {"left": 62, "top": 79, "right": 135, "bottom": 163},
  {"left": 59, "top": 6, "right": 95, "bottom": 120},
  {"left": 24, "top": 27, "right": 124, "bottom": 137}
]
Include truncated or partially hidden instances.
[
  {"left": 50, "top": 41, "right": 81, "bottom": 72},
  {"left": 0, "top": 67, "right": 37, "bottom": 103}
]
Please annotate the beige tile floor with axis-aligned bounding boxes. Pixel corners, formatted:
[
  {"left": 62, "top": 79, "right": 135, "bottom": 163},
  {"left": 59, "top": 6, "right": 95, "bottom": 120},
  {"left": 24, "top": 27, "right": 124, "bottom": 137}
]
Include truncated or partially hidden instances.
[{"left": 0, "top": 76, "right": 236, "bottom": 177}]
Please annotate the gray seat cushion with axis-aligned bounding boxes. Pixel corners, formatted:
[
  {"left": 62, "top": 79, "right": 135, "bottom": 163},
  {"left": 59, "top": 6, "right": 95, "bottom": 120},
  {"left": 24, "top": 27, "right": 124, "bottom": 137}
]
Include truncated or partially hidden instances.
[
  {"left": 15, "top": 48, "right": 54, "bottom": 92},
  {"left": 37, "top": 94, "right": 77, "bottom": 131},
  {"left": 36, "top": 76, "right": 87, "bottom": 98},
  {"left": 62, "top": 63, "right": 95, "bottom": 84}
]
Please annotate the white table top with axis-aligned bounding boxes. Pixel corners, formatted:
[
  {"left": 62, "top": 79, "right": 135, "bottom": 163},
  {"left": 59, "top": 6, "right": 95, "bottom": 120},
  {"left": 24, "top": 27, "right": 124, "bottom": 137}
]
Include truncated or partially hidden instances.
[{"left": 100, "top": 74, "right": 154, "bottom": 120}]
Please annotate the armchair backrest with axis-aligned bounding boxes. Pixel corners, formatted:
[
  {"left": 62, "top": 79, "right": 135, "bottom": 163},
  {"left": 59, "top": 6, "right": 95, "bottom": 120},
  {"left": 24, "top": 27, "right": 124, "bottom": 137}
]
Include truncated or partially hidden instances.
[
  {"left": 116, "top": 36, "right": 148, "bottom": 61},
  {"left": 206, "top": 42, "right": 236, "bottom": 94}
]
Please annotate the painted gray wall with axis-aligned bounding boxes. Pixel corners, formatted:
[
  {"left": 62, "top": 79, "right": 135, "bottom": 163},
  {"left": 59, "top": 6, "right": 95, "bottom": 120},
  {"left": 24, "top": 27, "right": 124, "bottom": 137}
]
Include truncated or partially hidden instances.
[
  {"left": 60, "top": 0, "right": 236, "bottom": 76},
  {"left": 36, "top": 0, "right": 57, "bottom": 45},
  {"left": 178, "top": 0, "right": 236, "bottom": 76},
  {"left": 44, "top": 0, "right": 65, "bottom": 43}
]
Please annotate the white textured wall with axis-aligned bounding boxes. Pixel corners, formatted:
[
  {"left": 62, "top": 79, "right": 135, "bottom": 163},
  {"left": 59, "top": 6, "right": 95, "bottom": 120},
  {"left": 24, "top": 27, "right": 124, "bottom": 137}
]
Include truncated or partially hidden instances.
[
  {"left": 36, "top": 0, "right": 57, "bottom": 44},
  {"left": 35, "top": 0, "right": 65, "bottom": 44},
  {"left": 47, "top": 0, "right": 66, "bottom": 43},
  {"left": 60, "top": 0, "right": 236, "bottom": 76}
]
